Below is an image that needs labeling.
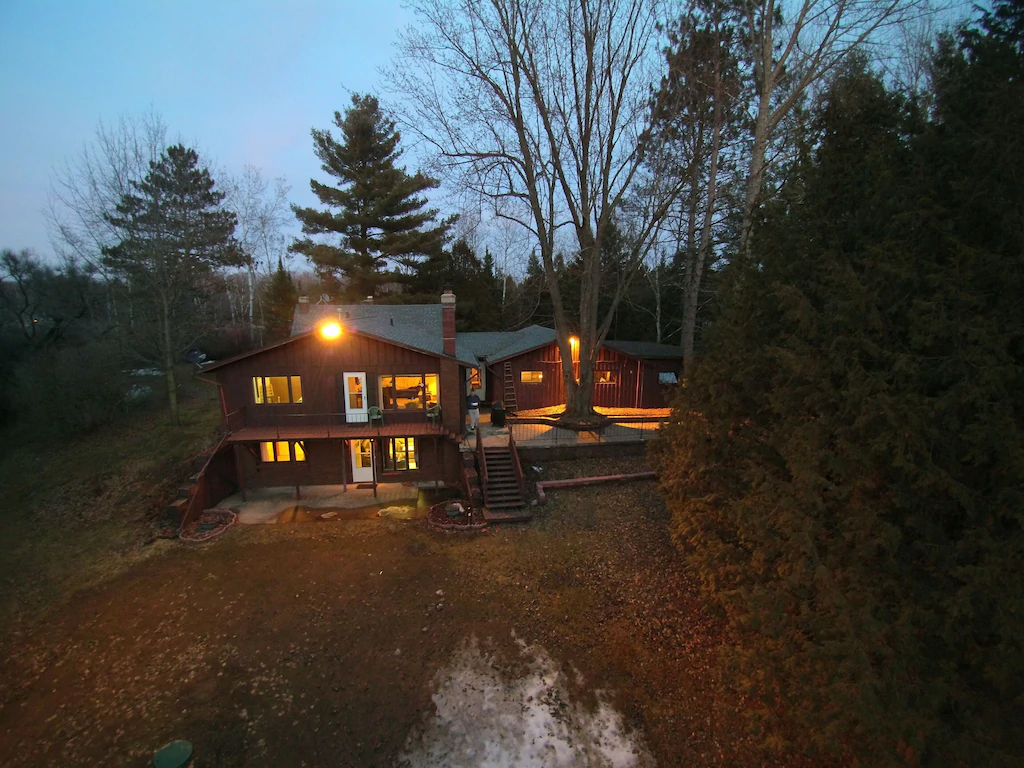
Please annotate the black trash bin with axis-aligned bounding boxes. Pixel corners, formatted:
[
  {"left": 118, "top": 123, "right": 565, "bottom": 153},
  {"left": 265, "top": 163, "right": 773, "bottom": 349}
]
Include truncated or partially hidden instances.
[{"left": 490, "top": 401, "right": 506, "bottom": 428}]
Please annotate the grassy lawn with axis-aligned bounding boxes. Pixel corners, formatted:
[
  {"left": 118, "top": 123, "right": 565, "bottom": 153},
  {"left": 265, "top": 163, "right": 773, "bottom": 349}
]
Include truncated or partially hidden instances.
[
  {"left": 0, "top": 391, "right": 810, "bottom": 767},
  {"left": 0, "top": 373, "right": 222, "bottom": 636}
]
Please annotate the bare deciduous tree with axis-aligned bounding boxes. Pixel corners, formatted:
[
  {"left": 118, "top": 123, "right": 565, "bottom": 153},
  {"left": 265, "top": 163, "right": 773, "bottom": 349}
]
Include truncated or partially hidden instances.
[
  {"left": 223, "top": 166, "right": 291, "bottom": 345},
  {"left": 390, "top": 0, "right": 683, "bottom": 418},
  {"left": 738, "top": 0, "right": 931, "bottom": 258}
]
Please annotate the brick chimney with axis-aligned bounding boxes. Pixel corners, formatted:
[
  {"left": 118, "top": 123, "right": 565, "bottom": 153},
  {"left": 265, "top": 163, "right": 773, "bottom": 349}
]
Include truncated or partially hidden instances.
[
  {"left": 441, "top": 288, "right": 456, "bottom": 356},
  {"left": 297, "top": 295, "right": 310, "bottom": 314}
]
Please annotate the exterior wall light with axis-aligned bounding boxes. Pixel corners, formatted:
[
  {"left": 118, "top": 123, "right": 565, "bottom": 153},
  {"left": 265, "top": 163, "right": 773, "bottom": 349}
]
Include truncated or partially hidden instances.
[{"left": 319, "top": 321, "right": 342, "bottom": 340}]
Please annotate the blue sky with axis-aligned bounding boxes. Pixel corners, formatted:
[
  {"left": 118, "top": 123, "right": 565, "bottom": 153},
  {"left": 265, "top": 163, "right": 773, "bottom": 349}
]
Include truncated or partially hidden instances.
[{"left": 0, "top": 0, "right": 414, "bottom": 260}]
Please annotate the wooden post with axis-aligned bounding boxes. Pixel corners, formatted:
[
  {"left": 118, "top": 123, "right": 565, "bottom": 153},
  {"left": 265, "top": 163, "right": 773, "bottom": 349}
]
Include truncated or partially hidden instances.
[
  {"left": 372, "top": 438, "right": 379, "bottom": 498},
  {"left": 232, "top": 443, "right": 247, "bottom": 502},
  {"left": 293, "top": 444, "right": 301, "bottom": 501},
  {"left": 341, "top": 439, "right": 348, "bottom": 493}
]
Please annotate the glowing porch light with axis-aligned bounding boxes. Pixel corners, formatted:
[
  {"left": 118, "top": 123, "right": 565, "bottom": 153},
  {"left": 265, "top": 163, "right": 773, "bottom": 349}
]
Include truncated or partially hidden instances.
[{"left": 319, "top": 321, "right": 342, "bottom": 340}]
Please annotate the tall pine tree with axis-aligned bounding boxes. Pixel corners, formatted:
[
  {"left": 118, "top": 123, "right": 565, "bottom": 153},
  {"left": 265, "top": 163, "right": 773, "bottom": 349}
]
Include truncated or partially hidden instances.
[
  {"left": 290, "top": 94, "right": 452, "bottom": 299},
  {"left": 104, "top": 144, "right": 238, "bottom": 424}
]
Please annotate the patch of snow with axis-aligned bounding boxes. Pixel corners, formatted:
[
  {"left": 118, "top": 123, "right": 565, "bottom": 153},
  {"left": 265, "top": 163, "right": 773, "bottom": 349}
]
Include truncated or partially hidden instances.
[
  {"left": 128, "top": 368, "right": 162, "bottom": 377},
  {"left": 400, "top": 634, "right": 653, "bottom": 768}
]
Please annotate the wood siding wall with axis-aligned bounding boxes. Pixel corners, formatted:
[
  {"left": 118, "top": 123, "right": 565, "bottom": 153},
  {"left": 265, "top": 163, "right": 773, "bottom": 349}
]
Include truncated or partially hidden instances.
[
  {"left": 233, "top": 436, "right": 460, "bottom": 490},
  {"left": 488, "top": 341, "right": 681, "bottom": 410},
  {"left": 214, "top": 332, "right": 466, "bottom": 487}
]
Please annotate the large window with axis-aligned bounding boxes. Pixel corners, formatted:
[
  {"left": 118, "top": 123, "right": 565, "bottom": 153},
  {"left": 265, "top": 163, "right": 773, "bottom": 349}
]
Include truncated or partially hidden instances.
[
  {"left": 259, "top": 440, "right": 306, "bottom": 462},
  {"left": 383, "top": 437, "right": 417, "bottom": 471},
  {"left": 521, "top": 370, "right": 543, "bottom": 384},
  {"left": 253, "top": 376, "right": 303, "bottom": 404},
  {"left": 379, "top": 374, "right": 438, "bottom": 410}
]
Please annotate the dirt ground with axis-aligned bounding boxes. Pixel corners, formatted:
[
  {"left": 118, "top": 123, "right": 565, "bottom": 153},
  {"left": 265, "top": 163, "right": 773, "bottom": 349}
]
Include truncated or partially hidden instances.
[{"left": 0, "top": 457, "right": 795, "bottom": 767}]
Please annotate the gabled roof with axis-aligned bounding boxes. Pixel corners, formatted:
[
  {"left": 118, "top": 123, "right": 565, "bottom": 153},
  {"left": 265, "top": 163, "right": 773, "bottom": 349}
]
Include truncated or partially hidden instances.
[
  {"left": 292, "top": 303, "right": 479, "bottom": 367},
  {"left": 457, "top": 325, "right": 557, "bottom": 363},
  {"left": 604, "top": 339, "right": 685, "bottom": 360}
]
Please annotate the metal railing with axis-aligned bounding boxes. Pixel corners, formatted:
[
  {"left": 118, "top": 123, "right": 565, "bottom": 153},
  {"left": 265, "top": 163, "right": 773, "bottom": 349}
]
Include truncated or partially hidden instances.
[
  {"left": 508, "top": 419, "right": 664, "bottom": 447},
  {"left": 224, "top": 406, "right": 442, "bottom": 439}
]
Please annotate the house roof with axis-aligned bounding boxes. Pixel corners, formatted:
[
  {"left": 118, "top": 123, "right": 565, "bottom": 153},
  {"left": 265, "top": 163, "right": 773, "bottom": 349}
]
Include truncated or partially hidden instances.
[
  {"left": 457, "top": 325, "right": 557, "bottom": 363},
  {"left": 292, "top": 303, "right": 479, "bottom": 367},
  {"left": 604, "top": 339, "right": 685, "bottom": 360}
]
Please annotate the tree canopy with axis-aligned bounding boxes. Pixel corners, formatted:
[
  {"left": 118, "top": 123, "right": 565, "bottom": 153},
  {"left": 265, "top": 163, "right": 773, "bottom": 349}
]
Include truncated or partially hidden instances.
[
  {"left": 103, "top": 144, "right": 239, "bottom": 423},
  {"left": 290, "top": 94, "right": 452, "bottom": 300},
  {"left": 651, "top": 3, "right": 1024, "bottom": 761}
]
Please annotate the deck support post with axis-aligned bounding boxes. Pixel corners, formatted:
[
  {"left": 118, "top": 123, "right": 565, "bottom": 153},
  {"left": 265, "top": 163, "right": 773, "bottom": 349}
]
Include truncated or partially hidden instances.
[
  {"left": 372, "top": 438, "right": 379, "bottom": 498},
  {"left": 341, "top": 439, "right": 348, "bottom": 493},
  {"left": 232, "top": 444, "right": 247, "bottom": 502}
]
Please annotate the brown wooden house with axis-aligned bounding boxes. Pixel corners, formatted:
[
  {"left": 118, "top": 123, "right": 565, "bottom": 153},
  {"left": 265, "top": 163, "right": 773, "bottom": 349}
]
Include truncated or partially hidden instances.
[
  {"left": 205, "top": 291, "right": 475, "bottom": 497},
  {"left": 458, "top": 327, "right": 683, "bottom": 412},
  {"left": 204, "top": 292, "right": 681, "bottom": 500}
]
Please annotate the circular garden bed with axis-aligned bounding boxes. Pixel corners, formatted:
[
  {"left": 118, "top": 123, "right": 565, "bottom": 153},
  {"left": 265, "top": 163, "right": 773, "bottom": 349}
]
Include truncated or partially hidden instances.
[{"left": 426, "top": 499, "right": 486, "bottom": 532}]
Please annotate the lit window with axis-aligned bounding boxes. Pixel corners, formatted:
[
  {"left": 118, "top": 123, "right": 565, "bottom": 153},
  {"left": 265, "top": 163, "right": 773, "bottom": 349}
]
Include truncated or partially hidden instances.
[
  {"left": 596, "top": 370, "right": 614, "bottom": 384},
  {"left": 384, "top": 437, "right": 417, "bottom": 471},
  {"left": 521, "top": 370, "right": 543, "bottom": 384},
  {"left": 379, "top": 374, "right": 438, "bottom": 410},
  {"left": 253, "top": 376, "right": 303, "bottom": 404},
  {"left": 258, "top": 440, "right": 306, "bottom": 462}
]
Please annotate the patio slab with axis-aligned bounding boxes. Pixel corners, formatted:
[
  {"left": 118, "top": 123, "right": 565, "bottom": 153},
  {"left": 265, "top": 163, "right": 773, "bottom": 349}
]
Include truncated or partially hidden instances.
[{"left": 219, "top": 482, "right": 422, "bottom": 525}]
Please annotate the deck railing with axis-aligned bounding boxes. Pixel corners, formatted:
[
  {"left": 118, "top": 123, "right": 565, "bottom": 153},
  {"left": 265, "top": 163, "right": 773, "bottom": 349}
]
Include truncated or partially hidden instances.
[
  {"left": 224, "top": 406, "right": 443, "bottom": 439},
  {"left": 508, "top": 423, "right": 526, "bottom": 497},
  {"left": 508, "top": 418, "right": 665, "bottom": 446}
]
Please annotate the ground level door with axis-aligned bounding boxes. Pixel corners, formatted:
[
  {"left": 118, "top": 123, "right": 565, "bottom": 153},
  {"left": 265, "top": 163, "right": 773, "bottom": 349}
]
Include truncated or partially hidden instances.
[
  {"left": 349, "top": 439, "right": 374, "bottom": 483},
  {"left": 343, "top": 372, "right": 368, "bottom": 423}
]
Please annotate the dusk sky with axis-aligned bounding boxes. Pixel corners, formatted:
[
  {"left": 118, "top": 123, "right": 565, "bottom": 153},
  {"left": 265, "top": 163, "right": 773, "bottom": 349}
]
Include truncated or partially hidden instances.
[{"left": 0, "top": 0, "right": 415, "bottom": 261}]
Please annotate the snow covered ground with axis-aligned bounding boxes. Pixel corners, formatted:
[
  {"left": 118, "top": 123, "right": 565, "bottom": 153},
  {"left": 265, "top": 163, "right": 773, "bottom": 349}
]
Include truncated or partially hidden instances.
[{"left": 401, "top": 634, "right": 654, "bottom": 768}]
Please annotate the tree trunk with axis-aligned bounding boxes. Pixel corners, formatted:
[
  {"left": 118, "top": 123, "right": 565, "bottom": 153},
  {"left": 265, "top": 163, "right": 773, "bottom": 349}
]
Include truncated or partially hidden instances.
[{"left": 161, "top": 291, "right": 180, "bottom": 425}]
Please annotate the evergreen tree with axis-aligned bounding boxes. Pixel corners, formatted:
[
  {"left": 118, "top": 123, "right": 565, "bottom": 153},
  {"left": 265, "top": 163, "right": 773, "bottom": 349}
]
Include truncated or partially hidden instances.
[
  {"left": 652, "top": 30, "right": 1024, "bottom": 765},
  {"left": 290, "top": 94, "right": 453, "bottom": 299},
  {"left": 261, "top": 259, "right": 298, "bottom": 342},
  {"left": 104, "top": 144, "right": 239, "bottom": 424}
]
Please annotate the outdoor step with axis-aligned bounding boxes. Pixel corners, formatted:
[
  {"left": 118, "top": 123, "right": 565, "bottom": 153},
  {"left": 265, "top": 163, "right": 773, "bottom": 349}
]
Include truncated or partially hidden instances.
[
  {"left": 483, "top": 507, "right": 532, "bottom": 521},
  {"left": 486, "top": 483, "right": 520, "bottom": 491},
  {"left": 486, "top": 494, "right": 525, "bottom": 503}
]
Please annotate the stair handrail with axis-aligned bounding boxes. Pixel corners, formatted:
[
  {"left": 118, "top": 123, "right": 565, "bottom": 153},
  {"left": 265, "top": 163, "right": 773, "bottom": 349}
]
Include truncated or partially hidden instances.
[
  {"left": 508, "top": 423, "right": 525, "bottom": 498},
  {"left": 476, "top": 422, "right": 487, "bottom": 496}
]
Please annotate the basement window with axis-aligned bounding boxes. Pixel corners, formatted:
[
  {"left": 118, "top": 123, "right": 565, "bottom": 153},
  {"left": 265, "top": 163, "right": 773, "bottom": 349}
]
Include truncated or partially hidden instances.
[
  {"left": 384, "top": 437, "right": 417, "bottom": 471},
  {"left": 253, "top": 375, "right": 303, "bottom": 404},
  {"left": 521, "top": 371, "right": 543, "bottom": 384},
  {"left": 258, "top": 441, "right": 306, "bottom": 462}
]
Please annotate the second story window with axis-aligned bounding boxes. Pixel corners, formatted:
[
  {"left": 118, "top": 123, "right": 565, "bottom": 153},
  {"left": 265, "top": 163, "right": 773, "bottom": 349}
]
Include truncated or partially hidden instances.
[
  {"left": 379, "top": 374, "right": 438, "bottom": 410},
  {"left": 253, "top": 376, "right": 303, "bottom": 404}
]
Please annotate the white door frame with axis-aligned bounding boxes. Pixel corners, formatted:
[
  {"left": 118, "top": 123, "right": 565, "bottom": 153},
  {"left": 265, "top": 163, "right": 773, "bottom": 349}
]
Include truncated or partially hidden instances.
[
  {"left": 343, "top": 371, "right": 368, "bottom": 423},
  {"left": 349, "top": 438, "right": 374, "bottom": 483}
]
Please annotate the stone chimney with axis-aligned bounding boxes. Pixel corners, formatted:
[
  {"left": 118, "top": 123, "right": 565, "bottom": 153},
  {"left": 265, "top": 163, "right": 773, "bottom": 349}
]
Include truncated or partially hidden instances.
[
  {"left": 298, "top": 295, "right": 310, "bottom": 314},
  {"left": 441, "top": 288, "right": 456, "bottom": 356}
]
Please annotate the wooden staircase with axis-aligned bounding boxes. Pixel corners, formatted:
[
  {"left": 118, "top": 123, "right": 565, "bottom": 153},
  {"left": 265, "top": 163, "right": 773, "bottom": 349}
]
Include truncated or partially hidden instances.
[
  {"left": 503, "top": 361, "right": 518, "bottom": 412},
  {"left": 480, "top": 446, "right": 531, "bottom": 522}
]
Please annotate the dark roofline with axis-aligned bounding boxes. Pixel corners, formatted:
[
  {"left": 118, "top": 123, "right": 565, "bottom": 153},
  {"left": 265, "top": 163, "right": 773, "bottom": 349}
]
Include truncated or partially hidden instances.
[
  {"left": 485, "top": 338, "right": 559, "bottom": 364},
  {"left": 201, "top": 326, "right": 471, "bottom": 374}
]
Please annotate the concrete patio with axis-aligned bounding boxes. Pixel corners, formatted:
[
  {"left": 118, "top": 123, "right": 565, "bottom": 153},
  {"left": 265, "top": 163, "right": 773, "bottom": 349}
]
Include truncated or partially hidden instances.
[{"left": 219, "top": 482, "right": 424, "bottom": 525}]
